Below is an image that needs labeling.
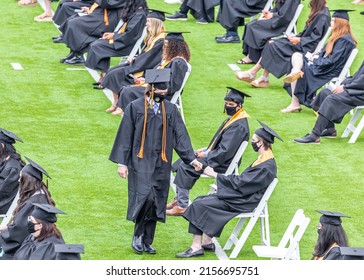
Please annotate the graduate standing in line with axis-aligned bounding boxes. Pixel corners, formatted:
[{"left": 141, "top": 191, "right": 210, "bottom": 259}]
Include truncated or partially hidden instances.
[{"left": 109, "top": 69, "right": 202, "bottom": 255}]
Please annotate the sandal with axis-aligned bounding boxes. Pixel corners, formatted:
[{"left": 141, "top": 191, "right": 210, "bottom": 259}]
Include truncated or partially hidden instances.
[
  {"left": 251, "top": 76, "right": 269, "bottom": 88},
  {"left": 235, "top": 70, "right": 255, "bottom": 83},
  {"left": 237, "top": 58, "right": 254, "bottom": 64},
  {"left": 18, "top": 0, "right": 37, "bottom": 7},
  {"left": 34, "top": 14, "right": 53, "bottom": 22},
  {"left": 105, "top": 105, "right": 117, "bottom": 113},
  {"left": 283, "top": 70, "right": 304, "bottom": 83},
  {"left": 112, "top": 107, "right": 124, "bottom": 116}
]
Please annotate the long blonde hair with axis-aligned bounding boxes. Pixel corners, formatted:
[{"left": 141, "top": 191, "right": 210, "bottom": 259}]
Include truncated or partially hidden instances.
[
  {"left": 325, "top": 18, "right": 357, "bottom": 56},
  {"left": 144, "top": 18, "right": 165, "bottom": 48}
]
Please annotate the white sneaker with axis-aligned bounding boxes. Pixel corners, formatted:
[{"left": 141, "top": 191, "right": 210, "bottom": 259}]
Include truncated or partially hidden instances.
[{"left": 164, "top": 0, "right": 183, "bottom": 4}]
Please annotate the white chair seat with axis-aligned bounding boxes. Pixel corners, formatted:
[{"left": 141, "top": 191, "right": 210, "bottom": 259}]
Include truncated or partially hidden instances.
[{"left": 253, "top": 246, "right": 290, "bottom": 259}]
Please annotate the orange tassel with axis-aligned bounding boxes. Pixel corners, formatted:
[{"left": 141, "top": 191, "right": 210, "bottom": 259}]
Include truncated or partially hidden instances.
[
  {"left": 137, "top": 97, "right": 148, "bottom": 159},
  {"left": 104, "top": 9, "right": 109, "bottom": 26}
]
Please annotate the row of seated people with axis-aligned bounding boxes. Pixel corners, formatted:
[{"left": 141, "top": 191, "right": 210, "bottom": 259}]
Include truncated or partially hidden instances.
[{"left": 0, "top": 129, "right": 82, "bottom": 260}]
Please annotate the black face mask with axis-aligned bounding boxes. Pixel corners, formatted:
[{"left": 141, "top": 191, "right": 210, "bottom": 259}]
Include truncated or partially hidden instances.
[
  {"left": 153, "top": 93, "right": 165, "bottom": 103},
  {"left": 225, "top": 105, "right": 237, "bottom": 116},
  {"left": 251, "top": 141, "right": 261, "bottom": 152},
  {"left": 27, "top": 220, "right": 39, "bottom": 234}
]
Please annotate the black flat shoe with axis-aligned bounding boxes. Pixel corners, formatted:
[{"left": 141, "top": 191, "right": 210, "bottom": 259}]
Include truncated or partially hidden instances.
[
  {"left": 53, "top": 36, "right": 64, "bottom": 43},
  {"left": 176, "top": 247, "right": 204, "bottom": 258},
  {"left": 143, "top": 243, "right": 156, "bottom": 254},
  {"left": 202, "top": 243, "right": 215, "bottom": 252},
  {"left": 60, "top": 52, "right": 75, "bottom": 63},
  {"left": 64, "top": 55, "right": 85, "bottom": 65},
  {"left": 92, "top": 82, "right": 101, "bottom": 86},
  {"left": 131, "top": 235, "right": 143, "bottom": 254},
  {"left": 93, "top": 85, "right": 104, "bottom": 90}
]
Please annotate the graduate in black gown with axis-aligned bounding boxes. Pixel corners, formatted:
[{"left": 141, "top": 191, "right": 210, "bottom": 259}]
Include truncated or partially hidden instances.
[
  {"left": 59, "top": 0, "right": 127, "bottom": 65},
  {"left": 0, "top": 157, "right": 54, "bottom": 260},
  {"left": 176, "top": 121, "right": 281, "bottom": 258},
  {"left": 312, "top": 210, "right": 349, "bottom": 260},
  {"left": 235, "top": 0, "right": 330, "bottom": 88},
  {"left": 116, "top": 31, "right": 191, "bottom": 115},
  {"left": 240, "top": 0, "right": 301, "bottom": 63},
  {"left": 294, "top": 60, "right": 364, "bottom": 144},
  {"left": 0, "top": 129, "right": 25, "bottom": 215},
  {"left": 215, "top": 0, "right": 268, "bottom": 44},
  {"left": 13, "top": 203, "right": 65, "bottom": 260},
  {"left": 281, "top": 10, "right": 357, "bottom": 112},
  {"left": 52, "top": 0, "right": 95, "bottom": 28},
  {"left": 85, "top": 1, "right": 148, "bottom": 76},
  {"left": 99, "top": 9, "right": 166, "bottom": 114},
  {"left": 109, "top": 69, "right": 202, "bottom": 255},
  {"left": 166, "top": 87, "right": 251, "bottom": 216},
  {"left": 166, "top": 0, "right": 219, "bottom": 23}
]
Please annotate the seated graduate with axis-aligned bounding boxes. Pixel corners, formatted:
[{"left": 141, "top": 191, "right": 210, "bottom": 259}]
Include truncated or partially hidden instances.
[
  {"left": 235, "top": 0, "right": 330, "bottom": 88},
  {"left": 166, "top": 87, "right": 251, "bottom": 216},
  {"left": 215, "top": 0, "right": 268, "bottom": 44},
  {"left": 294, "top": 60, "right": 364, "bottom": 144},
  {"left": 52, "top": 0, "right": 95, "bottom": 32},
  {"left": 0, "top": 157, "right": 54, "bottom": 260},
  {"left": 281, "top": 9, "right": 357, "bottom": 113},
  {"left": 0, "top": 129, "right": 25, "bottom": 215},
  {"left": 236, "top": 0, "right": 301, "bottom": 63},
  {"left": 176, "top": 121, "right": 282, "bottom": 258},
  {"left": 100, "top": 9, "right": 167, "bottom": 114},
  {"left": 58, "top": 0, "right": 127, "bottom": 65},
  {"left": 84, "top": 1, "right": 148, "bottom": 78},
  {"left": 109, "top": 69, "right": 202, "bottom": 255},
  {"left": 166, "top": 0, "right": 219, "bottom": 24},
  {"left": 114, "top": 31, "right": 191, "bottom": 116},
  {"left": 312, "top": 210, "right": 349, "bottom": 260},
  {"left": 13, "top": 203, "right": 65, "bottom": 260}
]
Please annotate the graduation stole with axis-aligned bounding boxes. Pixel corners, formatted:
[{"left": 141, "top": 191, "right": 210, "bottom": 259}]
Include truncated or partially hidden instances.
[
  {"left": 132, "top": 33, "right": 167, "bottom": 78},
  {"left": 88, "top": 3, "right": 109, "bottom": 26},
  {"left": 137, "top": 96, "right": 168, "bottom": 162},
  {"left": 251, "top": 149, "right": 274, "bottom": 167},
  {"left": 313, "top": 243, "right": 338, "bottom": 260},
  {"left": 134, "top": 58, "right": 173, "bottom": 87},
  {"left": 109, "top": 22, "right": 127, "bottom": 44},
  {"left": 207, "top": 109, "right": 250, "bottom": 151}
]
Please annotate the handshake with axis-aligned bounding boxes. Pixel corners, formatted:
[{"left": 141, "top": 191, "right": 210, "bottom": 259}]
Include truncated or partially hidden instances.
[{"left": 190, "top": 160, "right": 218, "bottom": 179}]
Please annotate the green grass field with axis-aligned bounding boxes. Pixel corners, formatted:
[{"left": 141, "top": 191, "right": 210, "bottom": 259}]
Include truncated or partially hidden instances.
[{"left": 1, "top": 0, "right": 363, "bottom": 260}]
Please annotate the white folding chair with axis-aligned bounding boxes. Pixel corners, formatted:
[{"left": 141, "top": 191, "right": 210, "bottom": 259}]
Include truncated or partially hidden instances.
[
  {"left": 119, "top": 26, "right": 148, "bottom": 64},
  {"left": 170, "top": 62, "right": 192, "bottom": 123},
  {"left": 285, "top": 4, "right": 304, "bottom": 35},
  {"left": 341, "top": 105, "right": 364, "bottom": 143},
  {"left": 329, "top": 48, "right": 358, "bottom": 86},
  {"left": 252, "top": 209, "right": 310, "bottom": 260},
  {"left": 313, "top": 26, "right": 332, "bottom": 54},
  {"left": 0, "top": 191, "right": 19, "bottom": 227},
  {"left": 224, "top": 178, "right": 278, "bottom": 259}
]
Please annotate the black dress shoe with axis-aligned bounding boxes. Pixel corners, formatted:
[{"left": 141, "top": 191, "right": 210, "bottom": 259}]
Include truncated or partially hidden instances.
[
  {"left": 143, "top": 243, "right": 156, "bottom": 254},
  {"left": 53, "top": 36, "right": 64, "bottom": 43},
  {"left": 64, "top": 55, "right": 85, "bottom": 65},
  {"left": 93, "top": 85, "right": 105, "bottom": 90},
  {"left": 202, "top": 243, "right": 215, "bottom": 252},
  {"left": 176, "top": 247, "right": 204, "bottom": 258},
  {"left": 60, "top": 52, "right": 75, "bottom": 63},
  {"left": 131, "top": 236, "right": 143, "bottom": 254},
  {"left": 216, "top": 35, "right": 240, "bottom": 43},
  {"left": 52, "top": 35, "right": 62, "bottom": 39},
  {"left": 215, "top": 34, "right": 227, "bottom": 40}
]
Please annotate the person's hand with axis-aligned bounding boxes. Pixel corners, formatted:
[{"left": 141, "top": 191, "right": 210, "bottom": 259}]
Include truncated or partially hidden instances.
[
  {"left": 81, "top": 6, "right": 90, "bottom": 13},
  {"left": 191, "top": 159, "right": 203, "bottom": 171},
  {"left": 194, "top": 148, "right": 206, "bottom": 158},
  {"left": 102, "top": 32, "right": 114, "bottom": 40},
  {"left": 332, "top": 85, "right": 345, "bottom": 94},
  {"left": 135, "top": 77, "right": 145, "bottom": 85},
  {"left": 118, "top": 166, "right": 128, "bottom": 179},
  {"left": 0, "top": 225, "right": 7, "bottom": 232},
  {"left": 288, "top": 36, "right": 300, "bottom": 45},
  {"left": 262, "top": 10, "right": 273, "bottom": 19},
  {"left": 204, "top": 166, "right": 217, "bottom": 179},
  {"left": 126, "top": 56, "right": 136, "bottom": 64}
]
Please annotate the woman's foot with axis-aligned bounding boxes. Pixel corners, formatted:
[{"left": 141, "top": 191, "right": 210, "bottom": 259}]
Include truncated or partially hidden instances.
[
  {"left": 283, "top": 70, "right": 304, "bottom": 83},
  {"left": 18, "top": 0, "right": 37, "bottom": 6},
  {"left": 235, "top": 70, "right": 255, "bottom": 83},
  {"left": 105, "top": 105, "right": 117, "bottom": 113},
  {"left": 112, "top": 107, "right": 124, "bottom": 116},
  {"left": 237, "top": 57, "right": 254, "bottom": 64},
  {"left": 280, "top": 105, "right": 302, "bottom": 113},
  {"left": 251, "top": 75, "right": 269, "bottom": 88},
  {"left": 34, "top": 13, "right": 53, "bottom": 22}
]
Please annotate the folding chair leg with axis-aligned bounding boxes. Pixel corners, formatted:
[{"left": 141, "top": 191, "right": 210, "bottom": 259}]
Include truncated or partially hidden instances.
[
  {"left": 229, "top": 218, "right": 258, "bottom": 258},
  {"left": 341, "top": 108, "right": 363, "bottom": 138},
  {"left": 223, "top": 218, "right": 247, "bottom": 250},
  {"left": 349, "top": 114, "right": 364, "bottom": 143}
]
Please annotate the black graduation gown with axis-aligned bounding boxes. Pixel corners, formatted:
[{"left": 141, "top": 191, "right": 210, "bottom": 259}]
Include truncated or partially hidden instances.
[
  {"left": 13, "top": 235, "right": 65, "bottom": 260},
  {"left": 109, "top": 98, "right": 195, "bottom": 223},
  {"left": 0, "top": 194, "right": 49, "bottom": 259},
  {"left": 101, "top": 37, "right": 164, "bottom": 93},
  {"left": 118, "top": 58, "right": 189, "bottom": 110},
  {"left": 260, "top": 7, "right": 331, "bottom": 78},
  {"left": 173, "top": 117, "right": 250, "bottom": 190},
  {"left": 53, "top": 0, "right": 94, "bottom": 26},
  {"left": 85, "top": 9, "right": 147, "bottom": 72},
  {"left": 312, "top": 246, "right": 341, "bottom": 260},
  {"left": 284, "top": 34, "right": 356, "bottom": 108},
  {"left": 0, "top": 158, "right": 22, "bottom": 214},
  {"left": 60, "top": 1, "right": 125, "bottom": 53},
  {"left": 183, "top": 157, "right": 277, "bottom": 237},
  {"left": 217, "top": 0, "right": 268, "bottom": 30},
  {"left": 311, "top": 61, "right": 364, "bottom": 123},
  {"left": 242, "top": 0, "right": 301, "bottom": 62},
  {"left": 187, "top": 0, "right": 219, "bottom": 23}
]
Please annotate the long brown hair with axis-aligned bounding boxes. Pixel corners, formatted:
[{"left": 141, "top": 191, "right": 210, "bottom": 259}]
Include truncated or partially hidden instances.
[
  {"left": 144, "top": 18, "right": 165, "bottom": 48},
  {"left": 162, "top": 39, "right": 191, "bottom": 62},
  {"left": 306, "top": 0, "right": 326, "bottom": 25},
  {"left": 35, "top": 217, "right": 63, "bottom": 241},
  {"left": 325, "top": 18, "right": 357, "bottom": 56}
]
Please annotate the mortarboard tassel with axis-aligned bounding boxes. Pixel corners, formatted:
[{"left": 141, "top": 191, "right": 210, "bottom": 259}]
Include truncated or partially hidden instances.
[
  {"left": 161, "top": 102, "right": 168, "bottom": 162},
  {"left": 137, "top": 96, "right": 148, "bottom": 159},
  {"left": 104, "top": 9, "right": 109, "bottom": 26}
]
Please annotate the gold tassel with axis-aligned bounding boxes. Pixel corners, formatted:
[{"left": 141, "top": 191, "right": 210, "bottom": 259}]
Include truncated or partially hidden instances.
[
  {"left": 88, "top": 3, "right": 99, "bottom": 14},
  {"left": 137, "top": 96, "right": 148, "bottom": 159},
  {"left": 104, "top": 9, "right": 109, "bottom": 26},
  {"left": 161, "top": 102, "right": 168, "bottom": 162}
]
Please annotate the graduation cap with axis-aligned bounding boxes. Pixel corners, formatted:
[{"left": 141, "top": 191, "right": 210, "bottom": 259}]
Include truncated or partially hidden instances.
[
  {"left": 339, "top": 247, "right": 364, "bottom": 260},
  {"left": 224, "top": 87, "right": 251, "bottom": 104},
  {"left": 165, "top": 31, "right": 190, "bottom": 41},
  {"left": 55, "top": 244, "right": 84, "bottom": 260},
  {"left": 331, "top": 9, "right": 355, "bottom": 21},
  {"left": 145, "top": 69, "right": 171, "bottom": 90},
  {"left": 316, "top": 210, "right": 350, "bottom": 226},
  {"left": 255, "top": 120, "right": 283, "bottom": 144},
  {"left": 31, "top": 203, "right": 65, "bottom": 223},
  {"left": 22, "top": 156, "right": 51, "bottom": 181},
  {"left": 0, "top": 128, "right": 23, "bottom": 144},
  {"left": 147, "top": 9, "right": 169, "bottom": 21}
]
